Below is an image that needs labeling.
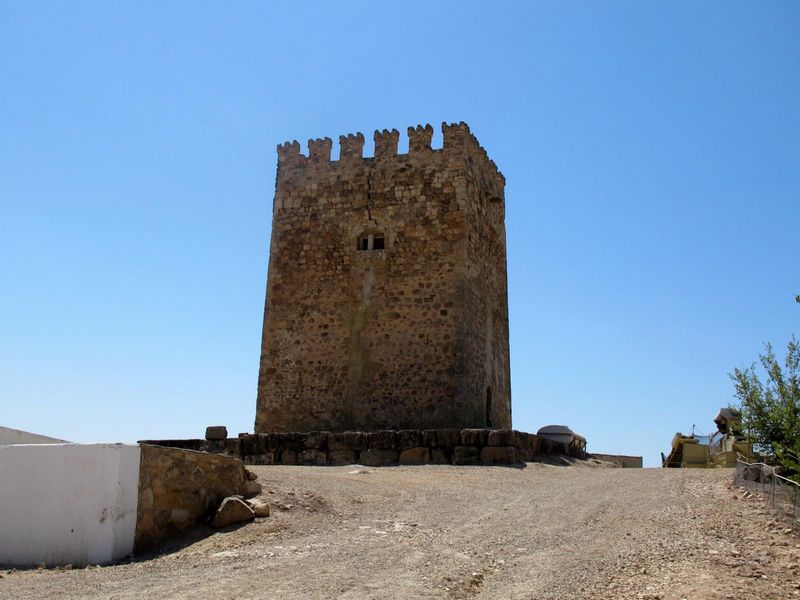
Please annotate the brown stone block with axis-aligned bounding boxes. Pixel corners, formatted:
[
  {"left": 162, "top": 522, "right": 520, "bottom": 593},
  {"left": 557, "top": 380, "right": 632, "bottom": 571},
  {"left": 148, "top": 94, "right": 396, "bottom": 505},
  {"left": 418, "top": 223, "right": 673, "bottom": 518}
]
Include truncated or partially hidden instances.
[
  {"left": 201, "top": 440, "right": 226, "bottom": 453},
  {"left": 515, "top": 432, "right": 532, "bottom": 461},
  {"left": 421, "top": 430, "right": 438, "bottom": 447},
  {"left": 398, "top": 430, "right": 421, "bottom": 450},
  {"left": 359, "top": 449, "right": 399, "bottom": 466},
  {"left": 480, "top": 446, "right": 517, "bottom": 465},
  {"left": 298, "top": 449, "right": 327, "bottom": 466},
  {"left": 329, "top": 431, "right": 367, "bottom": 451},
  {"left": 225, "top": 438, "right": 242, "bottom": 457},
  {"left": 329, "top": 450, "right": 357, "bottom": 465},
  {"left": 326, "top": 432, "right": 347, "bottom": 451},
  {"left": 429, "top": 448, "right": 450, "bottom": 464},
  {"left": 254, "top": 434, "right": 269, "bottom": 455},
  {"left": 487, "top": 429, "right": 516, "bottom": 447},
  {"left": 434, "top": 429, "right": 461, "bottom": 447},
  {"left": 278, "top": 450, "right": 298, "bottom": 465},
  {"left": 453, "top": 446, "right": 479, "bottom": 465},
  {"left": 303, "top": 431, "right": 329, "bottom": 450},
  {"left": 399, "top": 447, "right": 429, "bottom": 465},
  {"left": 247, "top": 451, "right": 275, "bottom": 466},
  {"left": 269, "top": 432, "right": 304, "bottom": 452},
  {"left": 461, "top": 429, "right": 489, "bottom": 447},
  {"left": 528, "top": 435, "right": 541, "bottom": 455},
  {"left": 367, "top": 430, "right": 398, "bottom": 450},
  {"left": 205, "top": 425, "right": 227, "bottom": 441},
  {"left": 238, "top": 434, "right": 254, "bottom": 456}
]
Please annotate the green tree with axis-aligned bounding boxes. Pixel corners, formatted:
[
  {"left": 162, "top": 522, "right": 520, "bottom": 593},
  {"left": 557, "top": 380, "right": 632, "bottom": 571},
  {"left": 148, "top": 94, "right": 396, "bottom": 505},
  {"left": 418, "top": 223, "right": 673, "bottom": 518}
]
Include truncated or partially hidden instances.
[{"left": 730, "top": 338, "right": 800, "bottom": 480}]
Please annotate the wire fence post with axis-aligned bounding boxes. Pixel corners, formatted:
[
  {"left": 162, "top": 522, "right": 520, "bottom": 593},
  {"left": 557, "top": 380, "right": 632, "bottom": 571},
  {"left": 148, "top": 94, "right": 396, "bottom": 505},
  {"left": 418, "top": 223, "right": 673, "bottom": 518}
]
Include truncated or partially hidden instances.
[
  {"left": 771, "top": 473, "right": 776, "bottom": 511},
  {"left": 735, "top": 454, "right": 800, "bottom": 532}
]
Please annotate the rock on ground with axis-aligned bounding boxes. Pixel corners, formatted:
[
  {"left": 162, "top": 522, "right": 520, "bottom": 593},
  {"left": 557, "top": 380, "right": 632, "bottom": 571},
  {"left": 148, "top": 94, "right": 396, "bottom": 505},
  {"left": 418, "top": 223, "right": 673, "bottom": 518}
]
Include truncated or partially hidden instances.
[{"left": 210, "top": 497, "right": 254, "bottom": 528}]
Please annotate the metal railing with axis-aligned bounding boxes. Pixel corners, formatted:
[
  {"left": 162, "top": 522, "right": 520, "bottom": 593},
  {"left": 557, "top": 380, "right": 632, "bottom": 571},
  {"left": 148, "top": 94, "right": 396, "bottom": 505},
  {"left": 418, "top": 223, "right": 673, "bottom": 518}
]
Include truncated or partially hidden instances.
[{"left": 735, "top": 455, "right": 799, "bottom": 533}]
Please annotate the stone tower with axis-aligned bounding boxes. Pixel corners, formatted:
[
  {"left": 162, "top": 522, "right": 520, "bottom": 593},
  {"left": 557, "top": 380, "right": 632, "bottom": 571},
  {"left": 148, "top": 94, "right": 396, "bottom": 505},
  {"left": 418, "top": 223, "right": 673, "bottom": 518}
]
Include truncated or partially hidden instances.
[{"left": 255, "top": 122, "right": 510, "bottom": 433}]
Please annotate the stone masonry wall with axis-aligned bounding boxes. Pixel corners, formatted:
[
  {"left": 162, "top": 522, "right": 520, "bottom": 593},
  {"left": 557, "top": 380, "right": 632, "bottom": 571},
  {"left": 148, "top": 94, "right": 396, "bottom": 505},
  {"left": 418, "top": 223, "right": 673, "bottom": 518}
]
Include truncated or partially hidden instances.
[
  {"left": 590, "top": 453, "right": 643, "bottom": 468},
  {"left": 135, "top": 445, "right": 249, "bottom": 551},
  {"left": 461, "top": 127, "right": 511, "bottom": 428},
  {"left": 141, "top": 429, "right": 585, "bottom": 468},
  {"left": 255, "top": 122, "right": 510, "bottom": 433}
]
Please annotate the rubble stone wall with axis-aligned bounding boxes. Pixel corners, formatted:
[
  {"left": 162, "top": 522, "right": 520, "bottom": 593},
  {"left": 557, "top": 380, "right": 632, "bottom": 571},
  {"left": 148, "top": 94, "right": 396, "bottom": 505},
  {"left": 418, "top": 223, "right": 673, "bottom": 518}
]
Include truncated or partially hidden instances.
[
  {"left": 590, "top": 453, "right": 643, "bottom": 468},
  {"left": 255, "top": 122, "right": 511, "bottom": 433},
  {"left": 141, "top": 429, "right": 582, "bottom": 467},
  {"left": 135, "top": 445, "right": 249, "bottom": 551}
]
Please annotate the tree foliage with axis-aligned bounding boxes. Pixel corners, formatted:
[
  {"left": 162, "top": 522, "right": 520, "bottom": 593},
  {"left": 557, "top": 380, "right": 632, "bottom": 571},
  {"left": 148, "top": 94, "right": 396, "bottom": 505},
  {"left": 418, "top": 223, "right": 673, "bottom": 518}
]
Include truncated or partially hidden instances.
[{"left": 730, "top": 338, "right": 800, "bottom": 479}]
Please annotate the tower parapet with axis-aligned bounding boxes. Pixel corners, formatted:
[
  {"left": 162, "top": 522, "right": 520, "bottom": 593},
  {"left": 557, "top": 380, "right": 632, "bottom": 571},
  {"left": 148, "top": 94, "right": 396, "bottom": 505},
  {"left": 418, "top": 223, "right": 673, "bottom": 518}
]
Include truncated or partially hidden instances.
[
  {"left": 274, "top": 123, "right": 504, "bottom": 186},
  {"left": 442, "top": 121, "right": 505, "bottom": 187},
  {"left": 374, "top": 128, "right": 399, "bottom": 159},
  {"left": 276, "top": 140, "right": 302, "bottom": 166},
  {"left": 339, "top": 133, "right": 365, "bottom": 161},
  {"left": 308, "top": 137, "right": 332, "bottom": 162},
  {"left": 407, "top": 124, "right": 434, "bottom": 154}
]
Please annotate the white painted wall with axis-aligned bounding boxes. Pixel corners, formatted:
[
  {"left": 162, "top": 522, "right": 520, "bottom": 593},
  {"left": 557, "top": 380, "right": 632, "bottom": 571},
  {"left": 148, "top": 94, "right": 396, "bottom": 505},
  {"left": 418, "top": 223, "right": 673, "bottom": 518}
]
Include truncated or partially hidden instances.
[
  {"left": 0, "top": 443, "right": 141, "bottom": 567},
  {"left": 0, "top": 426, "right": 68, "bottom": 445}
]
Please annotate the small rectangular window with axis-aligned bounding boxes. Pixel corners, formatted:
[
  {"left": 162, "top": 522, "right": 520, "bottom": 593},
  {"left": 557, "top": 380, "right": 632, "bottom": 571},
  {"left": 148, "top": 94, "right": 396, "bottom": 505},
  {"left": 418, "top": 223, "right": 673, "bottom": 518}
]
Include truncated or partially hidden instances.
[{"left": 357, "top": 234, "right": 385, "bottom": 251}]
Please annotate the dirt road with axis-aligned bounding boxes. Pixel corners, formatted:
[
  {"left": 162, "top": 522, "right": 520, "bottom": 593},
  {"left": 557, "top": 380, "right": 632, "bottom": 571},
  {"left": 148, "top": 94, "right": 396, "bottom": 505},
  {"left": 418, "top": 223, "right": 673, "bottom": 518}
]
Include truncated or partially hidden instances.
[{"left": 2, "top": 462, "right": 797, "bottom": 599}]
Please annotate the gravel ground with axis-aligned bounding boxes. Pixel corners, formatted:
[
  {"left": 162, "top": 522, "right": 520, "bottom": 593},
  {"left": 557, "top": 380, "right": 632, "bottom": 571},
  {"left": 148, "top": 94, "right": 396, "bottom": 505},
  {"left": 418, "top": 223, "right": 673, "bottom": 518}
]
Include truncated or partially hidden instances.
[{"left": 1, "top": 461, "right": 798, "bottom": 599}]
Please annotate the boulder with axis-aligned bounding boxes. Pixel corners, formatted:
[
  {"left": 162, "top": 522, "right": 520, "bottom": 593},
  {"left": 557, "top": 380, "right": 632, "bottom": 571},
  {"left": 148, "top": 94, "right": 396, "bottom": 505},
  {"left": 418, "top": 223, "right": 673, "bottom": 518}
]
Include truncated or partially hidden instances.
[
  {"left": 480, "top": 446, "right": 517, "bottom": 465},
  {"left": 487, "top": 429, "right": 517, "bottom": 447},
  {"left": 298, "top": 449, "right": 327, "bottom": 466},
  {"left": 211, "top": 497, "right": 254, "bottom": 528},
  {"left": 329, "top": 449, "right": 357, "bottom": 465},
  {"left": 359, "top": 449, "right": 399, "bottom": 466},
  {"left": 248, "top": 499, "right": 271, "bottom": 518},
  {"left": 367, "top": 430, "right": 399, "bottom": 450},
  {"left": 399, "top": 447, "right": 430, "bottom": 465},
  {"left": 461, "top": 429, "right": 489, "bottom": 447},
  {"left": 430, "top": 448, "right": 450, "bottom": 464},
  {"left": 303, "top": 431, "right": 329, "bottom": 450},
  {"left": 433, "top": 429, "right": 462, "bottom": 448},
  {"left": 243, "top": 480, "right": 262, "bottom": 498},
  {"left": 398, "top": 430, "right": 422, "bottom": 449},
  {"left": 453, "top": 445, "right": 479, "bottom": 465}
]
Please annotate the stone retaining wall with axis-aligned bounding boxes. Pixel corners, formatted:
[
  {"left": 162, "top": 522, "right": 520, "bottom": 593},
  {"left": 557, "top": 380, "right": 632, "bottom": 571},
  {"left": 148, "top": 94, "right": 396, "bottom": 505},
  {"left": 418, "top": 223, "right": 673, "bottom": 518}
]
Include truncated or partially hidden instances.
[
  {"left": 140, "top": 429, "right": 584, "bottom": 467},
  {"left": 590, "top": 453, "right": 643, "bottom": 468},
  {"left": 135, "top": 445, "right": 250, "bottom": 551}
]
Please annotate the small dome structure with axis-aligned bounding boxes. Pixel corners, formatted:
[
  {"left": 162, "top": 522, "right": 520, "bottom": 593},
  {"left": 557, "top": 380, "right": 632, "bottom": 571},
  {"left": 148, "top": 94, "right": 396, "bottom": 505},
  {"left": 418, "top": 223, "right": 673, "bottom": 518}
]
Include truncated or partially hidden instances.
[{"left": 537, "top": 425, "right": 581, "bottom": 446}]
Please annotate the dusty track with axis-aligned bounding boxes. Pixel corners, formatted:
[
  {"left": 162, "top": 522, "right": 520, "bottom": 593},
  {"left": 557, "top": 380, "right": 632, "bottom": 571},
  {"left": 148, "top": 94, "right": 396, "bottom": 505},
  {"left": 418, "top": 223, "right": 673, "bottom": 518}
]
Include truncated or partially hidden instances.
[{"left": 1, "top": 463, "right": 798, "bottom": 599}]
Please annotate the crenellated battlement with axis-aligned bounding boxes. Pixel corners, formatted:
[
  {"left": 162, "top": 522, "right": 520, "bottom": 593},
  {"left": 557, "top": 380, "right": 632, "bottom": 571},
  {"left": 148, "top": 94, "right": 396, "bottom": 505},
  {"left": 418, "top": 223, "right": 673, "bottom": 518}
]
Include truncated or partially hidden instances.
[
  {"left": 276, "top": 140, "right": 302, "bottom": 165},
  {"left": 442, "top": 121, "right": 505, "bottom": 186},
  {"left": 374, "top": 128, "right": 399, "bottom": 158},
  {"left": 407, "top": 124, "right": 434, "bottom": 153},
  {"left": 339, "top": 133, "right": 365, "bottom": 161},
  {"left": 275, "top": 123, "right": 504, "bottom": 182},
  {"left": 308, "top": 137, "right": 332, "bottom": 162}
]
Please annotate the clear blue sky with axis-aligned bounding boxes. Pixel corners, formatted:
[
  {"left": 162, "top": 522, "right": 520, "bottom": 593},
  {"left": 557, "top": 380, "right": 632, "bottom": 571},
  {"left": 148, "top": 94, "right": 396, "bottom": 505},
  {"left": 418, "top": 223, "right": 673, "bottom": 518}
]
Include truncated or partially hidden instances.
[{"left": 1, "top": 2, "right": 797, "bottom": 466}]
